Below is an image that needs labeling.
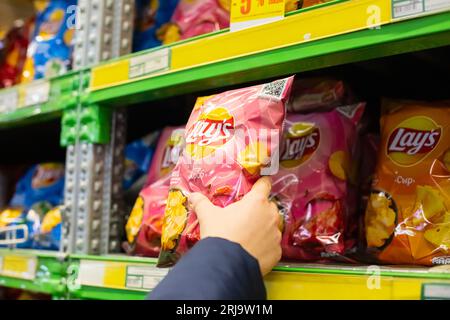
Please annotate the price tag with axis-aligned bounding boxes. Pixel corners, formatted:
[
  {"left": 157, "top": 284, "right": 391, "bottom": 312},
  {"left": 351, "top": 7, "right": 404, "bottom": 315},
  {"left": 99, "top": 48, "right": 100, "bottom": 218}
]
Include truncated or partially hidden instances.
[
  {"left": 422, "top": 283, "right": 450, "bottom": 300},
  {"left": 1, "top": 255, "right": 37, "bottom": 280},
  {"left": 392, "top": 0, "right": 450, "bottom": 19},
  {"left": 230, "top": 0, "right": 286, "bottom": 32},
  {"left": 19, "top": 80, "right": 50, "bottom": 108},
  {"left": 0, "top": 88, "right": 19, "bottom": 114},
  {"left": 129, "top": 48, "right": 171, "bottom": 79},
  {"left": 78, "top": 260, "right": 165, "bottom": 291},
  {"left": 126, "top": 265, "right": 168, "bottom": 291}
]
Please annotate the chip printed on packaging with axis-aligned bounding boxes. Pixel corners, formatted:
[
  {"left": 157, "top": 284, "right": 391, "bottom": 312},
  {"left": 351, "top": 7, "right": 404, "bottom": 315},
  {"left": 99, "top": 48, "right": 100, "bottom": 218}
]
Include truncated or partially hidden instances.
[{"left": 157, "top": 77, "right": 294, "bottom": 267}]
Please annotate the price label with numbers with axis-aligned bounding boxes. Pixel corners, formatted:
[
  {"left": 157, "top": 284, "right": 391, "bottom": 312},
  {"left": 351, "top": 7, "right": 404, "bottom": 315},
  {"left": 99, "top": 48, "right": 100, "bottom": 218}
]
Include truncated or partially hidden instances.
[
  {"left": 392, "top": 0, "right": 450, "bottom": 19},
  {"left": 230, "top": 0, "right": 286, "bottom": 32},
  {"left": 0, "top": 88, "right": 19, "bottom": 114},
  {"left": 422, "top": 283, "right": 450, "bottom": 300},
  {"left": 18, "top": 80, "right": 50, "bottom": 108},
  {"left": 126, "top": 265, "right": 168, "bottom": 291},
  {"left": 129, "top": 48, "right": 171, "bottom": 80}
]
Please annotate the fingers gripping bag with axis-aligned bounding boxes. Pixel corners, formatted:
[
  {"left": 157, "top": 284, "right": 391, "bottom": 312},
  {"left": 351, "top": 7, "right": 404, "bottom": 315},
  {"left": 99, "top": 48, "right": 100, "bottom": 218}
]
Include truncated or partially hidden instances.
[
  {"left": 364, "top": 100, "right": 450, "bottom": 265},
  {"left": 158, "top": 77, "right": 294, "bottom": 267},
  {"left": 274, "top": 103, "right": 365, "bottom": 261},
  {"left": 125, "top": 127, "right": 185, "bottom": 257},
  {"left": 163, "top": 0, "right": 230, "bottom": 44}
]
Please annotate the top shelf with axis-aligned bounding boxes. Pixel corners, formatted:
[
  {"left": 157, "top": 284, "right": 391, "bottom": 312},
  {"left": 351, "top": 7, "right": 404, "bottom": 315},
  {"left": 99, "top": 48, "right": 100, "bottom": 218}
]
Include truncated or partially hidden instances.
[{"left": 1, "top": 0, "right": 450, "bottom": 128}]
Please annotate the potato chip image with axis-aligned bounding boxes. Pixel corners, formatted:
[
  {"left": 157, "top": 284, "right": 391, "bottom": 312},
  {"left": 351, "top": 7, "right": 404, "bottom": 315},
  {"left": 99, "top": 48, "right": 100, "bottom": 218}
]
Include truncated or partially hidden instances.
[
  {"left": 414, "top": 185, "right": 447, "bottom": 221},
  {"left": 328, "top": 150, "right": 349, "bottom": 181},
  {"left": 365, "top": 192, "right": 396, "bottom": 249},
  {"left": 424, "top": 224, "right": 450, "bottom": 250},
  {"left": 237, "top": 142, "right": 270, "bottom": 176},
  {"left": 125, "top": 196, "right": 144, "bottom": 244},
  {"left": 160, "top": 189, "right": 188, "bottom": 252}
]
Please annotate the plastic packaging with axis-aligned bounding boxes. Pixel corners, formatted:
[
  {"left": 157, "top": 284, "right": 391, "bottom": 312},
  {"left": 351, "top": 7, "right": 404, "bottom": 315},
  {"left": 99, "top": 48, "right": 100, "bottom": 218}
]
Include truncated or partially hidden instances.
[
  {"left": 157, "top": 77, "right": 294, "bottom": 267},
  {"left": 287, "top": 78, "right": 353, "bottom": 113},
  {"left": 133, "top": 0, "right": 179, "bottom": 52},
  {"left": 21, "top": 0, "right": 77, "bottom": 82},
  {"left": 163, "top": 0, "right": 230, "bottom": 44},
  {"left": 123, "top": 132, "right": 159, "bottom": 191},
  {"left": 364, "top": 99, "right": 450, "bottom": 265},
  {"left": 0, "top": 163, "right": 64, "bottom": 249},
  {"left": 274, "top": 103, "right": 365, "bottom": 261},
  {"left": 125, "top": 127, "right": 185, "bottom": 257},
  {"left": 0, "top": 20, "right": 33, "bottom": 88}
]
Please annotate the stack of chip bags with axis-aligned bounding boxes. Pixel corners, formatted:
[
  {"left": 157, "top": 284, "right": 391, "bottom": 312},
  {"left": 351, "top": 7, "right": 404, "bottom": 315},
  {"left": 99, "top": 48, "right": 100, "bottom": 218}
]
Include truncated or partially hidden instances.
[
  {"left": 364, "top": 99, "right": 450, "bottom": 265},
  {"left": 125, "top": 127, "right": 185, "bottom": 257},
  {"left": 157, "top": 77, "right": 294, "bottom": 267}
]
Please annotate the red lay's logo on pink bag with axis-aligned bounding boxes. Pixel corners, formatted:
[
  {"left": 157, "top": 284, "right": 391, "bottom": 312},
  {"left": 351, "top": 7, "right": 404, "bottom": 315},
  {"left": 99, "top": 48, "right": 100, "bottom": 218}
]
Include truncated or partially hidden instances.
[
  {"left": 185, "top": 107, "right": 235, "bottom": 158},
  {"left": 280, "top": 125, "right": 320, "bottom": 168}
]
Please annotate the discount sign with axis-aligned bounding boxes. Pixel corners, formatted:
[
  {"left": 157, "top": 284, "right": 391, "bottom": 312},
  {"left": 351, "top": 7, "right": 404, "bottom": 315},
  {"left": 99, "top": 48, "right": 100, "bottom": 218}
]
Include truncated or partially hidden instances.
[{"left": 230, "top": 0, "right": 286, "bottom": 32}]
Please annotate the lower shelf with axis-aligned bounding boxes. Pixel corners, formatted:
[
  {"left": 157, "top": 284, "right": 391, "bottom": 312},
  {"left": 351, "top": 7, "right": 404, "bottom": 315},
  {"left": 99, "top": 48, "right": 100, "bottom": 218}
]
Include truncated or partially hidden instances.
[{"left": 1, "top": 249, "right": 450, "bottom": 299}]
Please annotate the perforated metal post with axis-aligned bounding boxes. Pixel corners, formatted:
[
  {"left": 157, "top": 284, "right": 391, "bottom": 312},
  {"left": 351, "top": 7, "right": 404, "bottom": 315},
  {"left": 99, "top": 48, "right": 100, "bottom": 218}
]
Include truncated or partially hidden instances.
[{"left": 63, "top": 0, "right": 134, "bottom": 255}]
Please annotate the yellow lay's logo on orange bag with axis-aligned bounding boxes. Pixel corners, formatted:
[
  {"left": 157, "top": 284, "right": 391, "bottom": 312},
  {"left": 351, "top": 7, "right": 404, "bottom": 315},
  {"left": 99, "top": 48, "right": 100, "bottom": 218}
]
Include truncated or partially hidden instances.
[
  {"left": 387, "top": 116, "right": 442, "bottom": 166},
  {"left": 185, "top": 107, "right": 235, "bottom": 159},
  {"left": 365, "top": 99, "right": 450, "bottom": 265}
]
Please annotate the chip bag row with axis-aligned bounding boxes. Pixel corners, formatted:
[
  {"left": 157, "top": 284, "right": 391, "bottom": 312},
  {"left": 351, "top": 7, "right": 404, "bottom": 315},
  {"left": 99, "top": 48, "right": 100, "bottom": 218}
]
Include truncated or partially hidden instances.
[
  {"left": 125, "top": 127, "right": 185, "bottom": 257},
  {"left": 364, "top": 99, "right": 450, "bottom": 265}
]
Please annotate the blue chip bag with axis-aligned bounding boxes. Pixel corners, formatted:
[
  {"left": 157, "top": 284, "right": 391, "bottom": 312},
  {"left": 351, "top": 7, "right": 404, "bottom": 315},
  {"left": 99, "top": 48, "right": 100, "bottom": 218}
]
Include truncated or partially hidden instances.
[
  {"left": 21, "top": 0, "right": 77, "bottom": 82},
  {"left": 123, "top": 132, "right": 159, "bottom": 191},
  {"left": 133, "top": 0, "right": 179, "bottom": 52},
  {"left": 0, "top": 163, "right": 64, "bottom": 249}
]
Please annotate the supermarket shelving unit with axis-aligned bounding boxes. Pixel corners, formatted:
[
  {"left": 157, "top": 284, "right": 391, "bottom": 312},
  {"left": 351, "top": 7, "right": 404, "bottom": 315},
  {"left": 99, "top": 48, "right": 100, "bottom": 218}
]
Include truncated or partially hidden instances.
[{"left": 1, "top": 0, "right": 450, "bottom": 299}]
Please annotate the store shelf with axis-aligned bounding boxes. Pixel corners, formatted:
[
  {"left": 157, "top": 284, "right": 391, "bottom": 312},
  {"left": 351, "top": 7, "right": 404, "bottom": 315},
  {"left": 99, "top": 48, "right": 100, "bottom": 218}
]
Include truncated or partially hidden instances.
[
  {"left": 88, "top": 1, "right": 450, "bottom": 108},
  {"left": 0, "top": 72, "right": 78, "bottom": 128},
  {"left": 266, "top": 263, "right": 450, "bottom": 300},
  {"left": 60, "top": 253, "right": 450, "bottom": 300},
  {"left": 67, "top": 254, "right": 167, "bottom": 300},
  {"left": 0, "top": 249, "right": 67, "bottom": 297}
]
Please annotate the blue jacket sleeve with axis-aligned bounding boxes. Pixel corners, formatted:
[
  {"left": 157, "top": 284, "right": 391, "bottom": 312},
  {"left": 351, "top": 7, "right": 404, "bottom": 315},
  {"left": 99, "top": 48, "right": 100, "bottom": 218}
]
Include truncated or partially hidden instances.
[{"left": 148, "top": 237, "right": 267, "bottom": 300}]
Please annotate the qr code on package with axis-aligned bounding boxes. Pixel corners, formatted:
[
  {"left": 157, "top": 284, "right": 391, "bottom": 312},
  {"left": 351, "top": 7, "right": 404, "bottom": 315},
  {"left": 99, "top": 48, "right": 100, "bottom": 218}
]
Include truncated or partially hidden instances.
[{"left": 258, "top": 79, "right": 288, "bottom": 101}]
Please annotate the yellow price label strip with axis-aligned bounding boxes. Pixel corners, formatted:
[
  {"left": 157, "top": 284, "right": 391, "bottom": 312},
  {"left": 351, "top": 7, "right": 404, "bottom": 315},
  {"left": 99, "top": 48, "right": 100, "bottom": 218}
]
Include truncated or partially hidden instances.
[
  {"left": 230, "top": 0, "right": 286, "bottom": 31},
  {"left": 1, "top": 255, "right": 37, "bottom": 280},
  {"left": 78, "top": 260, "right": 166, "bottom": 291}
]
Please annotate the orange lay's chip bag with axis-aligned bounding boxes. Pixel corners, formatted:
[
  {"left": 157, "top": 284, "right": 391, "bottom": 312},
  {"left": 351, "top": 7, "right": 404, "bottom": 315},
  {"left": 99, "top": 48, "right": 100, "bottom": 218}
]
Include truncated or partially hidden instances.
[{"left": 365, "top": 99, "right": 450, "bottom": 265}]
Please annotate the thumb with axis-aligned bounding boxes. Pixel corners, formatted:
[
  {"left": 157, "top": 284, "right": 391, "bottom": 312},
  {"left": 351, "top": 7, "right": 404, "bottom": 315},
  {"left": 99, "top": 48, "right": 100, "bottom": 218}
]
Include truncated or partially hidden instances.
[
  {"left": 188, "top": 192, "right": 216, "bottom": 223},
  {"left": 244, "top": 176, "right": 272, "bottom": 201}
]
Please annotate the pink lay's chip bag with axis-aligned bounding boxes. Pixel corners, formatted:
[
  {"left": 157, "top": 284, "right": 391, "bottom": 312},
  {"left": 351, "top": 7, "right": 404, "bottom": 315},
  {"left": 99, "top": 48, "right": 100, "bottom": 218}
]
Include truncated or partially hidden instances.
[
  {"left": 163, "top": 0, "right": 230, "bottom": 44},
  {"left": 125, "top": 127, "right": 185, "bottom": 257},
  {"left": 274, "top": 103, "right": 365, "bottom": 261},
  {"left": 158, "top": 77, "right": 294, "bottom": 267},
  {"left": 146, "top": 127, "right": 185, "bottom": 186}
]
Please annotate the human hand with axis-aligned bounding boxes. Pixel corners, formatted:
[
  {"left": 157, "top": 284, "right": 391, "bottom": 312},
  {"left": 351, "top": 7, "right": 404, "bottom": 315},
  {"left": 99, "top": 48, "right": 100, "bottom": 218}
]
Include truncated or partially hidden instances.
[{"left": 188, "top": 177, "right": 282, "bottom": 276}]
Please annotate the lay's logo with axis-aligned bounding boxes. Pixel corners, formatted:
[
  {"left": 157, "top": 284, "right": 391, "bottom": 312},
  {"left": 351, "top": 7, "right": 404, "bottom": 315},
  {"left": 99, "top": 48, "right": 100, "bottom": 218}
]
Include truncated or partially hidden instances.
[
  {"left": 186, "top": 107, "right": 234, "bottom": 159},
  {"left": 280, "top": 122, "right": 320, "bottom": 168},
  {"left": 387, "top": 116, "right": 442, "bottom": 166}
]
